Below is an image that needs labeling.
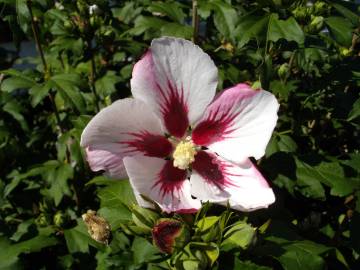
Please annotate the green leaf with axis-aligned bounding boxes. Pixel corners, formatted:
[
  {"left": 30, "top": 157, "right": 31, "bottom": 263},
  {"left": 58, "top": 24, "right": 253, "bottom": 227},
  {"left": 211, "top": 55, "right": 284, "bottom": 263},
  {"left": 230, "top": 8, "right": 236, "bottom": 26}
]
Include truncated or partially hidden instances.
[
  {"left": 235, "top": 14, "right": 269, "bottom": 47},
  {"left": 295, "top": 159, "right": 326, "bottom": 200},
  {"left": 221, "top": 221, "right": 255, "bottom": 251},
  {"left": 208, "top": 0, "right": 238, "bottom": 39},
  {"left": 29, "top": 82, "right": 52, "bottom": 107},
  {"left": 2, "top": 100, "right": 29, "bottom": 131},
  {"left": 348, "top": 97, "right": 360, "bottom": 121},
  {"left": 0, "top": 234, "right": 58, "bottom": 269},
  {"left": 265, "top": 238, "right": 332, "bottom": 270},
  {"left": 97, "top": 180, "right": 136, "bottom": 208},
  {"left": 161, "top": 23, "right": 193, "bottom": 39},
  {"left": 112, "top": 2, "right": 142, "bottom": 24},
  {"left": 148, "top": 1, "right": 185, "bottom": 23},
  {"left": 41, "top": 162, "right": 73, "bottom": 206},
  {"left": 235, "top": 13, "right": 304, "bottom": 47},
  {"left": 95, "top": 71, "right": 122, "bottom": 97},
  {"left": 297, "top": 159, "right": 359, "bottom": 197},
  {"left": 131, "top": 237, "right": 159, "bottom": 265},
  {"left": 10, "top": 219, "right": 34, "bottom": 241},
  {"left": 234, "top": 259, "right": 272, "bottom": 270},
  {"left": 266, "top": 134, "right": 298, "bottom": 157},
  {"left": 268, "top": 14, "right": 304, "bottom": 45},
  {"left": 331, "top": 3, "right": 360, "bottom": 26},
  {"left": 98, "top": 207, "right": 132, "bottom": 230},
  {"left": 324, "top": 17, "right": 353, "bottom": 46},
  {"left": 0, "top": 69, "right": 36, "bottom": 92},
  {"left": 50, "top": 73, "right": 86, "bottom": 114},
  {"left": 130, "top": 16, "right": 165, "bottom": 36},
  {"left": 16, "top": 0, "right": 30, "bottom": 33},
  {"left": 64, "top": 220, "right": 102, "bottom": 253}
]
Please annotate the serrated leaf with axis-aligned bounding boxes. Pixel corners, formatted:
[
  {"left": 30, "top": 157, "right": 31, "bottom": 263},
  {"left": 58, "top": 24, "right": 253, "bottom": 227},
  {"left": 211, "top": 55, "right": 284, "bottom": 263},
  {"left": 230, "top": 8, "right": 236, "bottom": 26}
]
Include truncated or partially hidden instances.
[
  {"left": 161, "top": 23, "right": 193, "bottom": 39},
  {"left": 324, "top": 17, "right": 353, "bottom": 46},
  {"left": 97, "top": 180, "right": 136, "bottom": 208},
  {"left": 209, "top": 0, "right": 238, "bottom": 39},
  {"left": 268, "top": 14, "right": 304, "bottom": 45},
  {"left": 50, "top": 73, "right": 86, "bottom": 114},
  {"left": 95, "top": 71, "right": 122, "bottom": 97},
  {"left": 0, "top": 234, "right": 58, "bottom": 269},
  {"left": 29, "top": 82, "right": 51, "bottom": 107},
  {"left": 10, "top": 219, "right": 34, "bottom": 241},
  {"left": 265, "top": 238, "right": 332, "bottom": 270},
  {"left": 148, "top": 1, "right": 185, "bottom": 23},
  {"left": 3, "top": 100, "right": 29, "bottom": 131},
  {"left": 1, "top": 69, "right": 36, "bottom": 92},
  {"left": 235, "top": 14, "right": 269, "bottom": 47},
  {"left": 348, "top": 97, "right": 360, "bottom": 121},
  {"left": 40, "top": 162, "right": 73, "bottom": 206},
  {"left": 130, "top": 16, "right": 165, "bottom": 36},
  {"left": 131, "top": 237, "right": 159, "bottom": 265},
  {"left": 234, "top": 258, "right": 272, "bottom": 270},
  {"left": 297, "top": 159, "right": 360, "bottom": 197},
  {"left": 331, "top": 3, "right": 360, "bottom": 26},
  {"left": 16, "top": 0, "right": 30, "bottom": 33},
  {"left": 221, "top": 221, "right": 255, "bottom": 251},
  {"left": 64, "top": 220, "right": 102, "bottom": 253}
]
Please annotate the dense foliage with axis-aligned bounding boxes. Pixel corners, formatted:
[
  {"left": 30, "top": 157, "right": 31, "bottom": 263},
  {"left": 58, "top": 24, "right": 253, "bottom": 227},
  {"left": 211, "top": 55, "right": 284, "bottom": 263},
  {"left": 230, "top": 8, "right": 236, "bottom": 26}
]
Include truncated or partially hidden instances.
[{"left": 0, "top": 0, "right": 359, "bottom": 269}]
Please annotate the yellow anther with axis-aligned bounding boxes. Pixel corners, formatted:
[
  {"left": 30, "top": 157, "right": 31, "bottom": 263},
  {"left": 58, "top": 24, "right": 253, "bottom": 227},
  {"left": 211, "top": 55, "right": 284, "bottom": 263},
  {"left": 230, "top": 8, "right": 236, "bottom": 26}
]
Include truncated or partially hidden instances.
[{"left": 172, "top": 140, "right": 197, "bottom": 170}]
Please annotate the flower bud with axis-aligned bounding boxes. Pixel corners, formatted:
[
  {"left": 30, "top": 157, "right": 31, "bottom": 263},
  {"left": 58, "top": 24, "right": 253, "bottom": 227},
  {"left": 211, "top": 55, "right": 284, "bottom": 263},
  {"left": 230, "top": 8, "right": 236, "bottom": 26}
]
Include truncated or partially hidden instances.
[
  {"left": 53, "top": 211, "right": 67, "bottom": 227},
  {"left": 292, "top": 6, "right": 310, "bottom": 22},
  {"left": 306, "top": 16, "right": 324, "bottom": 34},
  {"left": 35, "top": 213, "right": 50, "bottom": 227},
  {"left": 277, "top": 63, "right": 290, "bottom": 81},
  {"left": 152, "top": 218, "right": 190, "bottom": 254},
  {"left": 340, "top": 47, "right": 352, "bottom": 57},
  {"left": 82, "top": 210, "right": 111, "bottom": 245},
  {"left": 314, "top": 1, "right": 328, "bottom": 15}
]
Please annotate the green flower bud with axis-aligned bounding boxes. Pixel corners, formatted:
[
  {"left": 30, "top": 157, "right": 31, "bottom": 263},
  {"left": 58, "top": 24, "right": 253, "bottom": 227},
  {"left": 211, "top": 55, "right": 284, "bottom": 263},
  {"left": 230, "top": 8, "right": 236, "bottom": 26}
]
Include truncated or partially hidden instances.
[
  {"left": 292, "top": 6, "right": 310, "bottom": 22},
  {"left": 53, "top": 211, "right": 67, "bottom": 227},
  {"left": 76, "top": 0, "right": 88, "bottom": 15},
  {"left": 306, "top": 16, "right": 324, "bottom": 34},
  {"left": 277, "top": 63, "right": 290, "bottom": 80},
  {"left": 340, "top": 47, "right": 352, "bottom": 57},
  {"left": 35, "top": 213, "right": 50, "bottom": 227},
  {"left": 152, "top": 218, "right": 190, "bottom": 254},
  {"left": 63, "top": 20, "right": 74, "bottom": 31},
  {"left": 314, "top": 1, "right": 328, "bottom": 15}
]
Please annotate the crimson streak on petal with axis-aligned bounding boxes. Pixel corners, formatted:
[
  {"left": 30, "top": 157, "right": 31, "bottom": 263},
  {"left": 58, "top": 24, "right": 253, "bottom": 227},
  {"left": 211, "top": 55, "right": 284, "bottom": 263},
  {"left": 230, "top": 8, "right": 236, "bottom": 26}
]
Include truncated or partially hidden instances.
[
  {"left": 192, "top": 151, "right": 238, "bottom": 189},
  {"left": 121, "top": 131, "right": 173, "bottom": 158},
  {"left": 192, "top": 106, "right": 237, "bottom": 146},
  {"left": 153, "top": 161, "right": 187, "bottom": 198},
  {"left": 157, "top": 80, "right": 189, "bottom": 138}
]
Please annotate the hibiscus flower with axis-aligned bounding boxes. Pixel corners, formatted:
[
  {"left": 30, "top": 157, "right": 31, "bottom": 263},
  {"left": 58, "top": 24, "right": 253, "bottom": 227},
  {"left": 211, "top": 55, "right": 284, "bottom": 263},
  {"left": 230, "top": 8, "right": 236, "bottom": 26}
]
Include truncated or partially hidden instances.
[{"left": 81, "top": 37, "right": 279, "bottom": 213}]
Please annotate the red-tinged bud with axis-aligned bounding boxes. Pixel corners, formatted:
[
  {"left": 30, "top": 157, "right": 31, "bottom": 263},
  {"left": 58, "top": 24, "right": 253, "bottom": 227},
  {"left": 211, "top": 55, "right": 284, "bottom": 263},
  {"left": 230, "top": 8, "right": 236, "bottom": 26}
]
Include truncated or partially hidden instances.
[{"left": 152, "top": 218, "right": 189, "bottom": 254}]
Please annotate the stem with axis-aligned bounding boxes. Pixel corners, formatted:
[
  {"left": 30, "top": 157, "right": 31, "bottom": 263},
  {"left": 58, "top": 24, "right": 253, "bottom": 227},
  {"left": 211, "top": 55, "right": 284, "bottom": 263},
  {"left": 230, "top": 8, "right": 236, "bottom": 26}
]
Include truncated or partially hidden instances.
[
  {"left": 89, "top": 48, "right": 100, "bottom": 112},
  {"left": 192, "top": 0, "right": 199, "bottom": 44},
  {"left": 27, "top": 0, "right": 47, "bottom": 72},
  {"left": 27, "top": 0, "right": 71, "bottom": 164}
]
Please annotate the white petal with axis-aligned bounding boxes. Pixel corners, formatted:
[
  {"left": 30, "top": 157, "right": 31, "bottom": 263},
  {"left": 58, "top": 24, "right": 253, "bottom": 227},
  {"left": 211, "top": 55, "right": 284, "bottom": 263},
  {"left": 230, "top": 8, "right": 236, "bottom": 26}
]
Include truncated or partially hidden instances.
[
  {"left": 123, "top": 156, "right": 201, "bottom": 213},
  {"left": 192, "top": 83, "right": 279, "bottom": 162},
  {"left": 131, "top": 37, "right": 218, "bottom": 137},
  {"left": 81, "top": 98, "right": 172, "bottom": 176},
  {"left": 190, "top": 151, "right": 275, "bottom": 211},
  {"left": 85, "top": 147, "right": 126, "bottom": 178}
]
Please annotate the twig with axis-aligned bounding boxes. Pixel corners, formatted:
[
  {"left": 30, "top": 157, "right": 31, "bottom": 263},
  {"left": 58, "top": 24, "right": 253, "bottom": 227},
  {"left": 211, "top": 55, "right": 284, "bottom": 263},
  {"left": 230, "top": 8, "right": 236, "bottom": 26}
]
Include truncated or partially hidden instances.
[
  {"left": 27, "top": 0, "right": 70, "bottom": 163},
  {"left": 192, "top": 0, "right": 199, "bottom": 44},
  {"left": 89, "top": 48, "right": 100, "bottom": 112}
]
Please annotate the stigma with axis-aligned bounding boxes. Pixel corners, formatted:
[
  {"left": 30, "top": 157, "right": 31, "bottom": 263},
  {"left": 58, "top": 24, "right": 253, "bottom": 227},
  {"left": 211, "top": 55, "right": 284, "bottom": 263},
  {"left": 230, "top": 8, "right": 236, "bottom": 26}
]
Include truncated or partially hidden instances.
[{"left": 172, "top": 139, "right": 197, "bottom": 170}]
